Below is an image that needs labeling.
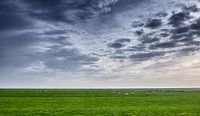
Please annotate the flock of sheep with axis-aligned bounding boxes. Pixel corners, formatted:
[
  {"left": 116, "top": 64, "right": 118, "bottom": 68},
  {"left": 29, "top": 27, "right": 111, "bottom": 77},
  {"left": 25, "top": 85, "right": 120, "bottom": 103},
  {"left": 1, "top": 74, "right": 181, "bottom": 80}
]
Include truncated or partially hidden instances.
[
  {"left": 112, "top": 91, "right": 158, "bottom": 96},
  {"left": 20, "top": 90, "right": 159, "bottom": 96}
]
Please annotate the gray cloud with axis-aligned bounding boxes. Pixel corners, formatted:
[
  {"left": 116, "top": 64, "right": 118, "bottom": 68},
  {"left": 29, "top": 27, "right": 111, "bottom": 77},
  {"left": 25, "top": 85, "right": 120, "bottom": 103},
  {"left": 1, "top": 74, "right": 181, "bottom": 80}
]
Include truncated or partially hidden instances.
[
  {"left": 145, "top": 19, "right": 162, "bottom": 29},
  {"left": 129, "top": 52, "right": 165, "bottom": 61},
  {"left": 149, "top": 41, "right": 177, "bottom": 50},
  {"left": 0, "top": 31, "right": 40, "bottom": 71},
  {"left": 0, "top": 1, "right": 33, "bottom": 31},
  {"left": 168, "top": 11, "right": 190, "bottom": 27},
  {"left": 108, "top": 42, "right": 124, "bottom": 49},
  {"left": 1, "top": 0, "right": 200, "bottom": 88},
  {"left": 108, "top": 38, "right": 131, "bottom": 49}
]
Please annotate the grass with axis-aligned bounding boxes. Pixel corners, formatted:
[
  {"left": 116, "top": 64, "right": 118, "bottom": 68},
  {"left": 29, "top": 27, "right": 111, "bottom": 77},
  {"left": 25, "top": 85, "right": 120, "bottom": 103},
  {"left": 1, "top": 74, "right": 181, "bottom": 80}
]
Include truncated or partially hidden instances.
[{"left": 0, "top": 89, "right": 200, "bottom": 116}]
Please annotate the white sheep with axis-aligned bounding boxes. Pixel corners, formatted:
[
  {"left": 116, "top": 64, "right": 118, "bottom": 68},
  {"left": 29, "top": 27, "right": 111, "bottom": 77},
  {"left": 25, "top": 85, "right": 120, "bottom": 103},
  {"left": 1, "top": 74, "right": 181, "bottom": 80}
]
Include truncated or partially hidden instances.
[
  {"left": 112, "top": 92, "right": 116, "bottom": 94},
  {"left": 131, "top": 92, "right": 135, "bottom": 95},
  {"left": 146, "top": 93, "right": 150, "bottom": 95},
  {"left": 125, "top": 92, "right": 129, "bottom": 96}
]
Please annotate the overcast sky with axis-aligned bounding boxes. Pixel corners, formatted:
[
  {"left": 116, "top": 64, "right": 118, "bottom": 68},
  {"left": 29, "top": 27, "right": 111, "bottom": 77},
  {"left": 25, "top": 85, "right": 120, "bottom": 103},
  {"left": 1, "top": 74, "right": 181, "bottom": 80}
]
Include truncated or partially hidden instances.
[{"left": 0, "top": 0, "right": 200, "bottom": 88}]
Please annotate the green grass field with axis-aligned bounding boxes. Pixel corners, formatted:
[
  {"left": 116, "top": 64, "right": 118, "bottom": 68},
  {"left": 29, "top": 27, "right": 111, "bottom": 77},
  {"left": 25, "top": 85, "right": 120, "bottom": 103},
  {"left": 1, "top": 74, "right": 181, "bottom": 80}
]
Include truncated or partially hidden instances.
[{"left": 0, "top": 89, "right": 200, "bottom": 116}]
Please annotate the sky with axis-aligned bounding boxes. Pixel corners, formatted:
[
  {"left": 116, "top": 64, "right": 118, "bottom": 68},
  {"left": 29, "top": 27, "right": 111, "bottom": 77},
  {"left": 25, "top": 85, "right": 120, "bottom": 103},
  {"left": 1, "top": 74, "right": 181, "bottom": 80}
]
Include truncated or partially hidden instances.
[{"left": 0, "top": 0, "right": 200, "bottom": 88}]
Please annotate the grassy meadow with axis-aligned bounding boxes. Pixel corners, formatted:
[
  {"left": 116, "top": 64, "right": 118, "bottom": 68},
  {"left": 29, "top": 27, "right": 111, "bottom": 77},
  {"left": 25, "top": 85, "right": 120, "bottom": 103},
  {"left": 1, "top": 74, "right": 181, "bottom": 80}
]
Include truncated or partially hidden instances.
[{"left": 0, "top": 89, "right": 200, "bottom": 116}]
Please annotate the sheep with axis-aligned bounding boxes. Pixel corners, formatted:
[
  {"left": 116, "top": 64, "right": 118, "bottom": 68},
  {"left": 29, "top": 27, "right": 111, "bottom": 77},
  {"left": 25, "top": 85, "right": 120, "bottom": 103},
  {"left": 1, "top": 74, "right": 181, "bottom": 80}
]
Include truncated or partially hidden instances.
[
  {"left": 41, "top": 90, "right": 47, "bottom": 93},
  {"left": 146, "top": 93, "right": 150, "bottom": 96},
  {"left": 124, "top": 92, "right": 129, "bottom": 96},
  {"left": 131, "top": 92, "right": 135, "bottom": 95},
  {"left": 152, "top": 92, "right": 157, "bottom": 94},
  {"left": 112, "top": 92, "right": 116, "bottom": 94}
]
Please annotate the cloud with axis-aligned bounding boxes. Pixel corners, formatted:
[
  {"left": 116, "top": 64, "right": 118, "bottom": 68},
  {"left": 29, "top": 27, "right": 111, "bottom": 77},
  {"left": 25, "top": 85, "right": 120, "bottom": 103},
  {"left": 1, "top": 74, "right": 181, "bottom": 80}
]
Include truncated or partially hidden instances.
[
  {"left": 24, "top": 61, "right": 53, "bottom": 73},
  {"left": 0, "top": 31, "right": 40, "bottom": 71},
  {"left": 1, "top": 0, "right": 200, "bottom": 88},
  {"left": 131, "top": 21, "right": 144, "bottom": 28},
  {"left": 0, "top": 1, "right": 33, "bottom": 31},
  {"left": 107, "top": 38, "right": 131, "bottom": 49},
  {"left": 172, "top": 26, "right": 190, "bottom": 34},
  {"left": 129, "top": 52, "right": 165, "bottom": 61},
  {"left": 108, "top": 42, "right": 124, "bottom": 49},
  {"left": 140, "top": 35, "right": 160, "bottom": 44},
  {"left": 168, "top": 12, "right": 190, "bottom": 27},
  {"left": 149, "top": 41, "right": 177, "bottom": 50},
  {"left": 156, "top": 11, "right": 168, "bottom": 17},
  {"left": 115, "top": 38, "right": 131, "bottom": 43},
  {"left": 22, "top": 0, "right": 119, "bottom": 24},
  {"left": 190, "top": 18, "right": 200, "bottom": 30},
  {"left": 145, "top": 19, "right": 162, "bottom": 29}
]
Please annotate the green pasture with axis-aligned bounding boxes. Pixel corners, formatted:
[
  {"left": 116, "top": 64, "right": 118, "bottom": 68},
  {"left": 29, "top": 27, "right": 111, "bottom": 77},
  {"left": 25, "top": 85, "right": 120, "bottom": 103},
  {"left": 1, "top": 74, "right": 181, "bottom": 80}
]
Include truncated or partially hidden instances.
[{"left": 0, "top": 89, "right": 200, "bottom": 116}]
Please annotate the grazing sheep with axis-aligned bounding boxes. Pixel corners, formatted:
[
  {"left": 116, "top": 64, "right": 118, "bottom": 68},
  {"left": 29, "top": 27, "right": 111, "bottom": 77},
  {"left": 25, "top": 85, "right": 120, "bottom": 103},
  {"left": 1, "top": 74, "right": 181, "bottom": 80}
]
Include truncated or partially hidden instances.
[
  {"left": 112, "top": 92, "right": 116, "bottom": 94},
  {"left": 131, "top": 92, "right": 135, "bottom": 95},
  {"left": 41, "top": 90, "right": 47, "bottom": 93},
  {"left": 125, "top": 93, "right": 129, "bottom": 96},
  {"left": 146, "top": 93, "right": 150, "bottom": 96},
  {"left": 152, "top": 92, "right": 156, "bottom": 94}
]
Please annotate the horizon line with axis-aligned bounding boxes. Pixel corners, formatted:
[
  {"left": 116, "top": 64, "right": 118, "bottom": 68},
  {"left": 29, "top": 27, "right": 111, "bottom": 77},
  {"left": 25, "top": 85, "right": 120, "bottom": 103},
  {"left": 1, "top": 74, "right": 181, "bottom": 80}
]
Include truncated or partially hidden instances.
[{"left": 0, "top": 87, "right": 200, "bottom": 89}]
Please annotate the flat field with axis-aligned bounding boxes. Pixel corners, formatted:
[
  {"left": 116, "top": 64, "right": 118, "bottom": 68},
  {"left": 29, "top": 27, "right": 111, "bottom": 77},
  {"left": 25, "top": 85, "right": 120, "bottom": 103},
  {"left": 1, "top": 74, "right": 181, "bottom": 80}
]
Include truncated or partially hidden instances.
[{"left": 0, "top": 89, "right": 200, "bottom": 116}]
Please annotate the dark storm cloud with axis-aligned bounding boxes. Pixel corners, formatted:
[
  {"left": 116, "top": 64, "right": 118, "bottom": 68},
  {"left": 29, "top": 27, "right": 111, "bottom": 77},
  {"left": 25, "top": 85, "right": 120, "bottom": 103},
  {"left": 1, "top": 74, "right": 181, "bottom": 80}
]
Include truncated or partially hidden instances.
[
  {"left": 23, "top": 0, "right": 75, "bottom": 23},
  {"left": 170, "top": 17, "right": 200, "bottom": 43},
  {"left": 108, "top": 38, "right": 131, "bottom": 49},
  {"left": 115, "top": 38, "right": 131, "bottom": 43},
  {"left": 168, "top": 11, "right": 190, "bottom": 27},
  {"left": 135, "top": 29, "right": 144, "bottom": 36},
  {"left": 42, "top": 29, "right": 73, "bottom": 46},
  {"left": 0, "top": 31, "right": 39, "bottom": 70},
  {"left": 48, "top": 36, "right": 72, "bottom": 46},
  {"left": 156, "top": 11, "right": 168, "bottom": 17},
  {"left": 160, "top": 32, "right": 170, "bottom": 37},
  {"left": 190, "top": 18, "right": 200, "bottom": 30},
  {"left": 111, "top": 55, "right": 127, "bottom": 59},
  {"left": 182, "top": 5, "right": 199, "bottom": 13},
  {"left": 126, "top": 46, "right": 145, "bottom": 51},
  {"left": 170, "top": 33, "right": 187, "bottom": 41},
  {"left": 0, "top": 0, "right": 35, "bottom": 69},
  {"left": 32, "top": 47, "right": 99, "bottom": 71},
  {"left": 172, "top": 26, "right": 190, "bottom": 34},
  {"left": 22, "top": 0, "right": 119, "bottom": 23},
  {"left": 0, "top": 32, "right": 38, "bottom": 54},
  {"left": 131, "top": 21, "right": 144, "bottom": 28},
  {"left": 0, "top": 0, "right": 107, "bottom": 73},
  {"left": 145, "top": 19, "right": 162, "bottom": 29},
  {"left": 108, "top": 0, "right": 147, "bottom": 14},
  {"left": 180, "top": 47, "right": 200, "bottom": 54},
  {"left": 108, "top": 42, "right": 124, "bottom": 49},
  {"left": 149, "top": 41, "right": 177, "bottom": 50},
  {"left": 1, "top": 0, "right": 200, "bottom": 88},
  {"left": 0, "top": 1, "right": 32, "bottom": 31},
  {"left": 0, "top": 1, "right": 37, "bottom": 71},
  {"left": 123, "top": 8, "right": 200, "bottom": 61},
  {"left": 43, "top": 29, "right": 67, "bottom": 36},
  {"left": 129, "top": 52, "right": 165, "bottom": 61},
  {"left": 140, "top": 35, "right": 160, "bottom": 44}
]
